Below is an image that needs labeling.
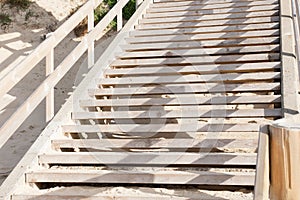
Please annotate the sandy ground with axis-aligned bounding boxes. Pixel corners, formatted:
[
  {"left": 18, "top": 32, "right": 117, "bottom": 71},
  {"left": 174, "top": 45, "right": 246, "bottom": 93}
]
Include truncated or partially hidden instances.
[{"left": 0, "top": 0, "right": 116, "bottom": 185}]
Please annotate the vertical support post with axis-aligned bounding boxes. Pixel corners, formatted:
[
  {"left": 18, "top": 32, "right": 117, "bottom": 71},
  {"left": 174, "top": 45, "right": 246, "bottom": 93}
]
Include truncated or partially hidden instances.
[
  {"left": 254, "top": 125, "right": 270, "bottom": 200},
  {"left": 281, "top": 0, "right": 299, "bottom": 117},
  {"left": 269, "top": 123, "right": 300, "bottom": 200},
  {"left": 117, "top": 0, "right": 123, "bottom": 31},
  {"left": 136, "top": 0, "right": 143, "bottom": 9},
  {"left": 46, "top": 47, "right": 54, "bottom": 122},
  {"left": 88, "top": 9, "right": 95, "bottom": 69}
]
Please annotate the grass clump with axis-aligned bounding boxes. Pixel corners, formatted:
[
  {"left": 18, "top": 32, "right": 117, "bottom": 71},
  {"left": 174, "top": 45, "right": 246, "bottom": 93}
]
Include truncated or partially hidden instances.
[
  {"left": 0, "top": 13, "right": 11, "bottom": 27},
  {"left": 5, "top": 0, "right": 31, "bottom": 10}
]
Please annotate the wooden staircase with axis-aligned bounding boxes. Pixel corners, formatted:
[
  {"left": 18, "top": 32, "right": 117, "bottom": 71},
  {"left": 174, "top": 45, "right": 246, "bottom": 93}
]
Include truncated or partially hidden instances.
[{"left": 3, "top": 0, "right": 283, "bottom": 199}]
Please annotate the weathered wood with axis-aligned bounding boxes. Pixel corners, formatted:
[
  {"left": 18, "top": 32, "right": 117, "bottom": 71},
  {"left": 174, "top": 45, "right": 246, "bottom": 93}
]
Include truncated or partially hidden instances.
[
  {"left": 150, "top": 0, "right": 277, "bottom": 8},
  {"left": 137, "top": 16, "right": 279, "bottom": 29},
  {"left": 141, "top": 10, "right": 279, "bottom": 24},
  {"left": 254, "top": 125, "right": 270, "bottom": 200},
  {"left": 148, "top": 0, "right": 277, "bottom": 12},
  {"left": 122, "top": 37, "right": 280, "bottom": 50},
  {"left": 39, "top": 152, "right": 257, "bottom": 165},
  {"left": 71, "top": 108, "right": 282, "bottom": 120},
  {"left": 133, "top": 23, "right": 279, "bottom": 36},
  {"left": 106, "top": 62, "right": 281, "bottom": 75},
  {"left": 62, "top": 124, "right": 262, "bottom": 133},
  {"left": 126, "top": 30, "right": 280, "bottom": 44},
  {"left": 269, "top": 123, "right": 300, "bottom": 200},
  {"left": 155, "top": 0, "right": 276, "bottom": 4},
  {"left": 280, "top": 0, "right": 299, "bottom": 117},
  {"left": 98, "top": 72, "right": 280, "bottom": 85},
  {"left": 51, "top": 138, "right": 258, "bottom": 150},
  {"left": 111, "top": 54, "right": 280, "bottom": 67},
  {"left": 46, "top": 46, "right": 55, "bottom": 122},
  {"left": 144, "top": 5, "right": 279, "bottom": 18},
  {"left": 89, "top": 82, "right": 281, "bottom": 96},
  {"left": 26, "top": 170, "right": 255, "bottom": 186},
  {"left": 105, "top": 62, "right": 281, "bottom": 75},
  {"left": 80, "top": 95, "right": 281, "bottom": 107}
]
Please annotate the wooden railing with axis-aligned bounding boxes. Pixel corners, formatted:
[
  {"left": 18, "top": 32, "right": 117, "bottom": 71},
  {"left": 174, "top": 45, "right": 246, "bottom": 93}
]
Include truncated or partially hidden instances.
[{"left": 0, "top": 0, "right": 140, "bottom": 148}]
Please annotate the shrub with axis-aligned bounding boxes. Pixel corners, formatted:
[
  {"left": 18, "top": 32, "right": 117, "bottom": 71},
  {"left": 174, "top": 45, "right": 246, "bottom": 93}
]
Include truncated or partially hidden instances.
[
  {"left": 5, "top": 0, "right": 31, "bottom": 10},
  {"left": 0, "top": 13, "right": 11, "bottom": 27}
]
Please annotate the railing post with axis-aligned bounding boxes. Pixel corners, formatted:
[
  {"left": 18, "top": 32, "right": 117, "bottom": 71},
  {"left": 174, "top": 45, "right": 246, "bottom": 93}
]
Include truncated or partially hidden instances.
[
  {"left": 46, "top": 38, "right": 54, "bottom": 122},
  {"left": 269, "top": 122, "right": 300, "bottom": 200},
  {"left": 88, "top": 6, "right": 95, "bottom": 68},
  {"left": 117, "top": 0, "right": 123, "bottom": 31}
]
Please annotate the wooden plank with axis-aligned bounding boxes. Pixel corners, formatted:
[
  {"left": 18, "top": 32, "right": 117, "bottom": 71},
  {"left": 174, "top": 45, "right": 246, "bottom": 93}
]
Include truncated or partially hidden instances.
[
  {"left": 118, "top": 44, "right": 280, "bottom": 59},
  {"left": 126, "top": 30, "right": 280, "bottom": 44},
  {"left": 39, "top": 152, "right": 257, "bottom": 165},
  {"left": 254, "top": 125, "right": 270, "bottom": 200},
  {"left": 153, "top": 0, "right": 276, "bottom": 5},
  {"left": 147, "top": 4, "right": 279, "bottom": 14},
  {"left": 71, "top": 108, "right": 282, "bottom": 119},
  {"left": 51, "top": 139, "right": 258, "bottom": 149},
  {"left": 134, "top": 22, "right": 279, "bottom": 35},
  {"left": 150, "top": 0, "right": 278, "bottom": 8},
  {"left": 141, "top": 10, "right": 279, "bottom": 24},
  {"left": 26, "top": 170, "right": 255, "bottom": 186},
  {"left": 137, "top": 16, "right": 279, "bottom": 29},
  {"left": 62, "top": 124, "right": 262, "bottom": 133},
  {"left": 88, "top": 82, "right": 281, "bottom": 96},
  {"left": 110, "top": 54, "right": 280, "bottom": 67},
  {"left": 105, "top": 62, "right": 281, "bottom": 75},
  {"left": 98, "top": 72, "right": 280, "bottom": 85},
  {"left": 80, "top": 95, "right": 281, "bottom": 107},
  {"left": 122, "top": 37, "right": 280, "bottom": 50},
  {"left": 144, "top": 5, "right": 279, "bottom": 18}
]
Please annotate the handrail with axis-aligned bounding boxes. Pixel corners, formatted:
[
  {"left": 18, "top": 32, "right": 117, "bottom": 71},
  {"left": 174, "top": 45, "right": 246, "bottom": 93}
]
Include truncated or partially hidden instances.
[{"left": 0, "top": 0, "right": 134, "bottom": 148}]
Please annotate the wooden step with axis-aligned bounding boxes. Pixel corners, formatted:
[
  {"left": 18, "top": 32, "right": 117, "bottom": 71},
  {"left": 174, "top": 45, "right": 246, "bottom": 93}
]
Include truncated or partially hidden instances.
[
  {"left": 71, "top": 108, "right": 282, "bottom": 120},
  {"left": 62, "top": 124, "right": 262, "bottom": 133},
  {"left": 129, "top": 22, "right": 279, "bottom": 36},
  {"left": 89, "top": 82, "right": 281, "bottom": 96},
  {"left": 136, "top": 16, "right": 279, "bottom": 29},
  {"left": 51, "top": 138, "right": 258, "bottom": 150},
  {"left": 79, "top": 95, "right": 281, "bottom": 107},
  {"left": 99, "top": 72, "right": 280, "bottom": 85},
  {"left": 154, "top": 0, "right": 268, "bottom": 4},
  {"left": 150, "top": 0, "right": 277, "bottom": 8},
  {"left": 105, "top": 62, "right": 281, "bottom": 75},
  {"left": 144, "top": 5, "right": 279, "bottom": 18},
  {"left": 122, "top": 37, "right": 280, "bottom": 50},
  {"left": 25, "top": 169, "right": 255, "bottom": 186},
  {"left": 39, "top": 152, "right": 257, "bottom": 166},
  {"left": 126, "top": 30, "right": 279, "bottom": 44},
  {"left": 110, "top": 54, "right": 280, "bottom": 67},
  {"left": 141, "top": 10, "right": 279, "bottom": 24},
  {"left": 106, "top": 62, "right": 280, "bottom": 74}
]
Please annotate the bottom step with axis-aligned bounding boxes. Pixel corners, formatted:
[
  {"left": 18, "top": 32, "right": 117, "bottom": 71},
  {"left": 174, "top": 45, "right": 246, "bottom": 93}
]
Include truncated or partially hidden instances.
[
  {"left": 12, "top": 186, "right": 253, "bottom": 200},
  {"left": 26, "top": 169, "right": 255, "bottom": 186}
]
